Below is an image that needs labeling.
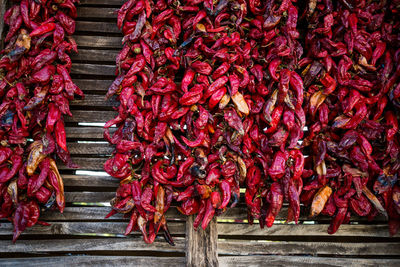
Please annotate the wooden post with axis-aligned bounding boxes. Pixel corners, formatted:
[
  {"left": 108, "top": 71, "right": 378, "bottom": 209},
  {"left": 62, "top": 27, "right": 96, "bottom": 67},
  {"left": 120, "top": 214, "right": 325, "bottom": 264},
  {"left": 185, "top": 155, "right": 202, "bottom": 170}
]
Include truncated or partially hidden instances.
[{"left": 185, "top": 216, "right": 218, "bottom": 267}]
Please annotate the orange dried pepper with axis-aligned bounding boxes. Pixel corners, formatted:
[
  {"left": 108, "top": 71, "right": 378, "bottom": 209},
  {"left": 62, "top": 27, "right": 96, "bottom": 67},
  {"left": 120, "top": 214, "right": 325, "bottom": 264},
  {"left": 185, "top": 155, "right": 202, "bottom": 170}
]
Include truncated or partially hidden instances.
[{"left": 310, "top": 185, "right": 332, "bottom": 217}]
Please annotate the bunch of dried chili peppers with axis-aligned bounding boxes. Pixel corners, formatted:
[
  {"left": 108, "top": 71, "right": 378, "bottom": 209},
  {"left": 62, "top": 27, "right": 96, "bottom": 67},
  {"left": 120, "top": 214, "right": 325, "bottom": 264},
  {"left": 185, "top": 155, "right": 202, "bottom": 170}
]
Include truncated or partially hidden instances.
[
  {"left": 0, "top": 0, "right": 82, "bottom": 242},
  {"left": 300, "top": 0, "right": 400, "bottom": 234},
  {"left": 105, "top": 0, "right": 400, "bottom": 244}
]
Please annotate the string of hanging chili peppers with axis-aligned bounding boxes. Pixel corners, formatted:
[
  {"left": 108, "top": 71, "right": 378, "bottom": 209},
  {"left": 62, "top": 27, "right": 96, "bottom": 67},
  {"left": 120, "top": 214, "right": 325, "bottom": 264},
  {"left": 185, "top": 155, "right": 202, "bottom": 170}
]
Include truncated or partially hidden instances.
[
  {"left": 300, "top": 0, "right": 400, "bottom": 235},
  {"left": 0, "top": 0, "right": 82, "bottom": 242},
  {"left": 105, "top": 0, "right": 400, "bottom": 244}
]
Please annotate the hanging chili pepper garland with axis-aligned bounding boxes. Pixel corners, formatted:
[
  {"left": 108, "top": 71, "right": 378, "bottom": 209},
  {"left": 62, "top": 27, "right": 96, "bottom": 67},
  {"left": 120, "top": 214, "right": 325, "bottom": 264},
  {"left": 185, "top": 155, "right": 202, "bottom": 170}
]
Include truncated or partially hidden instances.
[
  {"left": 105, "top": 0, "right": 400, "bottom": 244},
  {"left": 300, "top": 0, "right": 400, "bottom": 234},
  {"left": 0, "top": 0, "right": 82, "bottom": 242}
]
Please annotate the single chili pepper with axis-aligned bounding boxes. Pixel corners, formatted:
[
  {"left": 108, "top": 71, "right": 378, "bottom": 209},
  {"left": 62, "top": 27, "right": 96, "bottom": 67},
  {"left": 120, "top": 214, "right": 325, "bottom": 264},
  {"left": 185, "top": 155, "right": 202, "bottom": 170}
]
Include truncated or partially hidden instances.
[
  {"left": 141, "top": 186, "right": 157, "bottom": 212},
  {"left": 209, "top": 87, "right": 227, "bottom": 109},
  {"left": 193, "top": 199, "right": 207, "bottom": 230},
  {"left": 177, "top": 156, "right": 195, "bottom": 181},
  {"left": 201, "top": 198, "right": 215, "bottom": 230},
  {"left": 265, "top": 182, "right": 284, "bottom": 228},
  {"left": 268, "top": 151, "right": 287, "bottom": 181},
  {"left": 362, "top": 186, "right": 388, "bottom": 219},
  {"left": 328, "top": 207, "right": 347, "bottom": 235},
  {"left": 30, "top": 22, "right": 56, "bottom": 37},
  {"left": 181, "top": 69, "right": 196, "bottom": 93},
  {"left": 181, "top": 130, "right": 206, "bottom": 148},
  {"left": 203, "top": 77, "right": 228, "bottom": 100},
  {"left": 154, "top": 186, "right": 165, "bottom": 224},
  {"left": 28, "top": 157, "right": 50, "bottom": 195},
  {"left": 310, "top": 185, "right": 332, "bottom": 217},
  {"left": 49, "top": 159, "right": 65, "bottom": 213},
  {"left": 219, "top": 180, "right": 231, "bottom": 209}
]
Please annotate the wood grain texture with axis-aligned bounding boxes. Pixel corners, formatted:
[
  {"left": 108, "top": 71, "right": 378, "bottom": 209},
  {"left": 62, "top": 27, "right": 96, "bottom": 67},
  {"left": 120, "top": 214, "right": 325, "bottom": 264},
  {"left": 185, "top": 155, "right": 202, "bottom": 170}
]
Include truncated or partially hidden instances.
[
  {"left": 219, "top": 256, "right": 400, "bottom": 267},
  {"left": 31, "top": 206, "right": 386, "bottom": 223},
  {"left": 186, "top": 216, "right": 219, "bottom": 267},
  {"left": 58, "top": 157, "right": 106, "bottom": 170},
  {"left": 1, "top": 237, "right": 398, "bottom": 257},
  {"left": 217, "top": 223, "right": 397, "bottom": 237},
  {"left": 71, "top": 63, "right": 115, "bottom": 76},
  {"left": 64, "top": 191, "right": 114, "bottom": 203},
  {"left": 76, "top": 21, "right": 120, "bottom": 33},
  {"left": 37, "top": 207, "right": 184, "bottom": 221},
  {"left": 67, "top": 142, "right": 114, "bottom": 155},
  {"left": 0, "top": 256, "right": 185, "bottom": 267},
  {"left": 218, "top": 240, "right": 400, "bottom": 256},
  {"left": 220, "top": 206, "right": 387, "bottom": 223},
  {"left": 65, "top": 110, "right": 117, "bottom": 123},
  {"left": 70, "top": 94, "right": 118, "bottom": 107},
  {"left": 80, "top": 0, "right": 124, "bottom": 4},
  {"left": 74, "top": 35, "right": 122, "bottom": 49},
  {"left": 0, "top": 221, "right": 186, "bottom": 236},
  {"left": 72, "top": 79, "right": 114, "bottom": 93},
  {"left": 0, "top": 221, "right": 395, "bottom": 238},
  {"left": 65, "top": 127, "right": 114, "bottom": 140},
  {"left": 0, "top": 238, "right": 185, "bottom": 253},
  {"left": 63, "top": 175, "right": 117, "bottom": 188},
  {"left": 78, "top": 7, "right": 118, "bottom": 19},
  {"left": 70, "top": 49, "right": 119, "bottom": 62}
]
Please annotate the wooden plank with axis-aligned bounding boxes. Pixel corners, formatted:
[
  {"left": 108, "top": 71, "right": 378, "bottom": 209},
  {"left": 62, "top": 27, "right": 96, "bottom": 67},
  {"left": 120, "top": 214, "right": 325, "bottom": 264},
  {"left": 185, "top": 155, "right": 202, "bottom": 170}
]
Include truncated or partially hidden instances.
[
  {"left": 78, "top": 7, "right": 118, "bottom": 19},
  {"left": 220, "top": 206, "right": 387, "bottom": 223},
  {"left": 67, "top": 142, "right": 114, "bottom": 155},
  {"left": 0, "top": 238, "right": 184, "bottom": 253},
  {"left": 72, "top": 79, "right": 114, "bottom": 93},
  {"left": 65, "top": 110, "right": 117, "bottom": 123},
  {"left": 218, "top": 240, "right": 400, "bottom": 256},
  {"left": 76, "top": 21, "right": 120, "bottom": 34},
  {"left": 63, "top": 175, "right": 117, "bottom": 188},
  {"left": 217, "top": 223, "right": 398, "bottom": 237},
  {"left": 74, "top": 35, "right": 122, "bottom": 49},
  {"left": 80, "top": 0, "right": 124, "bottom": 4},
  {"left": 219, "top": 256, "right": 400, "bottom": 267},
  {"left": 186, "top": 216, "right": 219, "bottom": 267},
  {"left": 38, "top": 207, "right": 184, "bottom": 221},
  {"left": 65, "top": 127, "right": 114, "bottom": 140},
  {"left": 1, "top": 238, "right": 398, "bottom": 257},
  {"left": 0, "top": 221, "right": 186, "bottom": 236},
  {"left": 36, "top": 205, "right": 385, "bottom": 223},
  {"left": 71, "top": 63, "right": 115, "bottom": 76},
  {"left": 58, "top": 157, "right": 106, "bottom": 170},
  {"left": 70, "top": 94, "right": 118, "bottom": 107},
  {"left": 0, "top": 256, "right": 185, "bottom": 267},
  {"left": 64, "top": 192, "right": 114, "bottom": 203},
  {"left": 0, "top": 220, "right": 396, "bottom": 242},
  {"left": 70, "top": 49, "right": 118, "bottom": 62}
]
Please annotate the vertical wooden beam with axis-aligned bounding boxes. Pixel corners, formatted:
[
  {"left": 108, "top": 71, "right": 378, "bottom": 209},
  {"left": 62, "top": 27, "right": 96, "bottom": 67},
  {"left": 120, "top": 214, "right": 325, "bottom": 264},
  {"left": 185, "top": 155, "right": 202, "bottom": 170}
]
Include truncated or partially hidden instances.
[{"left": 185, "top": 216, "right": 218, "bottom": 267}]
